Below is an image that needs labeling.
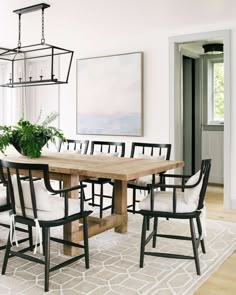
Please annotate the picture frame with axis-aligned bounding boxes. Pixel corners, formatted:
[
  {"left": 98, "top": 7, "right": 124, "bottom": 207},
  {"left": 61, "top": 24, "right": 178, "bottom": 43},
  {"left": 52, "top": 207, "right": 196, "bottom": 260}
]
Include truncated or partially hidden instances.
[{"left": 76, "top": 52, "right": 143, "bottom": 136}]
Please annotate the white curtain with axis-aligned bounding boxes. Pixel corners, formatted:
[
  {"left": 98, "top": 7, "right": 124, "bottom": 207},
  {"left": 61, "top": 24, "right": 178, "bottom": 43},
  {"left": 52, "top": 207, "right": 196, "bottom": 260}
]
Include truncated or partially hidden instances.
[{"left": 0, "top": 60, "right": 26, "bottom": 126}]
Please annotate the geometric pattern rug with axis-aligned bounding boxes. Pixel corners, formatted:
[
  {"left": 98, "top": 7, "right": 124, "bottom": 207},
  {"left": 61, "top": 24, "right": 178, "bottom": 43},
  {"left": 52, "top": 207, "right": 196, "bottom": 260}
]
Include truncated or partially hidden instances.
[{"left": 0, "top": 211, "right": 236, "bottom": 295}]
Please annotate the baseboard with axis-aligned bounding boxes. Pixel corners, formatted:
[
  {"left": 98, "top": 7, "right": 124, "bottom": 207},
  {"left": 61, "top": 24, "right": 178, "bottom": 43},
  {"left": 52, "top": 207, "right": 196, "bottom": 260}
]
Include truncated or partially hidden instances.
[
  {"left": 209, "top": 176, "right": 223, "bottom": 184},
  {"left": 231, "top": 198, "right": 236, "bottom": 209},
  {"left": 209, "top": 182, "right": 224, "bottom": 187}
]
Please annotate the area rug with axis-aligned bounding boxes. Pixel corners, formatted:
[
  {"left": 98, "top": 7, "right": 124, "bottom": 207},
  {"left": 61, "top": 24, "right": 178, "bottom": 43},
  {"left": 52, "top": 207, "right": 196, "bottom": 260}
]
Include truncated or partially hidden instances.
[{"left": 0, "top": 212, "right": 235, "bottom": 295}]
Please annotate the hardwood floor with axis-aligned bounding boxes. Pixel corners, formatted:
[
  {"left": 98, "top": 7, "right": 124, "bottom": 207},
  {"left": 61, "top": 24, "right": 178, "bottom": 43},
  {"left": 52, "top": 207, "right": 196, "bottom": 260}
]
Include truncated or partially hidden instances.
[{"left": 194, "top": 186, "right": 236, "bottom": 295}]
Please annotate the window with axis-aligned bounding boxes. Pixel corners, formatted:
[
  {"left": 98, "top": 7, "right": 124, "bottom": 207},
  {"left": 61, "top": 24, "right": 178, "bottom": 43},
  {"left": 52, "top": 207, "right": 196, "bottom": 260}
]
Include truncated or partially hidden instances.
[{"left": 208, "top": 59, "right": 224, "bottom": 124}]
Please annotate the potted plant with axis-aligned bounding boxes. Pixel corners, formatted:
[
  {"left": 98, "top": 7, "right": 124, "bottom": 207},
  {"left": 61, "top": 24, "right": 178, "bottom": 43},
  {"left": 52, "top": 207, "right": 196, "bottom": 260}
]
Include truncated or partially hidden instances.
[{"left": 0, "top": 112, "right": 65, "bottom": 158}]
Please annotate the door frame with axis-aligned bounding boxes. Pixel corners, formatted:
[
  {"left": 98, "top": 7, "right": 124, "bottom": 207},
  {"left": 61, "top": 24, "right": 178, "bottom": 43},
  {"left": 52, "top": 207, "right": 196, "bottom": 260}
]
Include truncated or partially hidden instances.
[{"left": 169, "top": 29, "right": 231, "bottom": 209}]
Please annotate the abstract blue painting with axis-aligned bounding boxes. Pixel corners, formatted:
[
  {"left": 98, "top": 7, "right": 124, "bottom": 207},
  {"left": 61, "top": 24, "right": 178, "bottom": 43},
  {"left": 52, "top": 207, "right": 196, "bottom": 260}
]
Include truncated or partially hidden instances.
[{"left": 76, "top": 52, "right": 143, "bottom": 136}]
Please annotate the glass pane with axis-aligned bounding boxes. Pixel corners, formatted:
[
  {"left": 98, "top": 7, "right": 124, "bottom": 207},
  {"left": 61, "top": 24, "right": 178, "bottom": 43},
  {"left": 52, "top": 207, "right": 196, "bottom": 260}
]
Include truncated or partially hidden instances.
[
  {"left": 213, "top": 62, "right": 224, "bottom": 121},
  {"left": 214, "top": 92, "right": 224, "bottom": 120}
]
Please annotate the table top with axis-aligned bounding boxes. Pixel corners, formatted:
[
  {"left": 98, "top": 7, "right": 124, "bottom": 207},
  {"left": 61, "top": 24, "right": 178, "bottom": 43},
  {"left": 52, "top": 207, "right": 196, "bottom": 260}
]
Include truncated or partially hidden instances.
[{"left": 1, "top": 152, "right": 184, "bottom": 181}]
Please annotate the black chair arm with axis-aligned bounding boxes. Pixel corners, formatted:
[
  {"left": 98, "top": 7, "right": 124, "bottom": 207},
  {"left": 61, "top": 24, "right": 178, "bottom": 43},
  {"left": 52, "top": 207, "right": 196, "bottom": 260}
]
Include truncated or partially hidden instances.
[
  {"left": 20, "top": 176, "right": 42, "bottom": 181},
  {"left": 147, "top": 180, "right": 202, "bottom": 191},
  {"left": 46, "top": 183, "right": 87, "bottom": 195},
  {"left": 159, "top": 173, "right": 193, "bottom": 192},
  {"left": 160, "top": 173, "right": 192, "bottom": 179}
]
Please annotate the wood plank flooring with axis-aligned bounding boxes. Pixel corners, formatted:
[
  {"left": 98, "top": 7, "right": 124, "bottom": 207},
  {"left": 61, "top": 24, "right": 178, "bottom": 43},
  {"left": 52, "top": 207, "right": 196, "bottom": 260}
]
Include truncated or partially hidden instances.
[{"left": 194, "top": 186, "right": 236, "bottom": 295}]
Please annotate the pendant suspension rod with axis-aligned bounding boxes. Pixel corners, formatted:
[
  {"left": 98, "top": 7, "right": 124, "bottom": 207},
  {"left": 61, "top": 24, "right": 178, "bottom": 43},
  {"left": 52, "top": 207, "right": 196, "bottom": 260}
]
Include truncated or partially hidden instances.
[
  {"left": 41, "top": 8, "right": 45, "bottom": 44},
  {"left": 13, "top": 3, "right": 50, "bottom": 46},
  {"left": 18, "top": 14, "right": 21, "bottom": 48}
]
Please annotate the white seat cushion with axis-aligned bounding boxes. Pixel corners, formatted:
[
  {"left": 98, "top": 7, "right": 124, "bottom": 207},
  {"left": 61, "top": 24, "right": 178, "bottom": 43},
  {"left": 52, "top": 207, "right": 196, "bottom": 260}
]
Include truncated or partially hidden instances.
[
  {"left": 60, "top": 149, "right": 81, "bottom": 154},
  {"left": 15, "top": 195, "right": 81, "bottom": 221},
  {"left": 94, "top": 151, "right": 119, "bottom": 157},
  {"left": 184, "top": 171, "right": 203, "bottom": 205},
  {"left": 0, "top": 185, "right": 7, "bottom": 206},
  {"left": 128, "top": 174, "right": 160, "bottom": 187},
  {"left": 12, "top": 176, "right": 51, "bottom": 211},
  {"left": 130, "top": 154, "right": 165, "bottom": 187},
  {"left": 139, "top": 191, "right": 197, "bottom": 213},
  {"left": 137, "top": 154, "right": 165, "bottom": 161},
  {"left": 11, "top": 176, "right": 83, "bottom": 221}
]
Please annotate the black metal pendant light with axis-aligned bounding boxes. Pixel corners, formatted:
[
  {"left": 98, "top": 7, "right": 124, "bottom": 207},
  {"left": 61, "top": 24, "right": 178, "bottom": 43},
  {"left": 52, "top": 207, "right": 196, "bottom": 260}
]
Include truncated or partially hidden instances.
[
  {"left": 202, "top": 43, "right": 224, "bottom": 55},
  {"left": 0, "top": 3, "right": 73, "bottom": 87}
]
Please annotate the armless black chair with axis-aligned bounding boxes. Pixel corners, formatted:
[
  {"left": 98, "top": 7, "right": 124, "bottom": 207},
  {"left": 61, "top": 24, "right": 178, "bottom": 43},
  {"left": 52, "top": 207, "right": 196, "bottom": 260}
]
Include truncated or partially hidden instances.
[
  {"left": 127, "top": 142, "right": 171, "bottom": 213},
  {"left": 58, "top": 139, "right": 89, "bottom": 154},
  {"left": 0, "top": 160, "right": 92, "bottom": 292},
  {"left": 83, "top": 141, "right": 126, "bottom": 218},
  {"left": 57, "top": 139, "right": 89, "bottom": 192},
  {"left": 139, "top": 159, "right": 211, "bottom": 275}
]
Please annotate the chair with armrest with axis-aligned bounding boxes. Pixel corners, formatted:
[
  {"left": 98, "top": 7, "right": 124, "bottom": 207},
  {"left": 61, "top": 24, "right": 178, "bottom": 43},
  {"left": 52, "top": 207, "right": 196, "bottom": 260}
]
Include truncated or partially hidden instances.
[
  {"left": 127, "top": 142, "right": 171, "bottom": 213},
  {"left": 139, "top": 159, "right": 211, "bottom": 275},
  {"left": 83, "top": 140, "right": 126, "bottom": 218},
  {"left": 58, "top": 139, "right": 89, "bottom": 154},
  {"left": 0, "top": 159, "right": 92, "bottom": 292}
]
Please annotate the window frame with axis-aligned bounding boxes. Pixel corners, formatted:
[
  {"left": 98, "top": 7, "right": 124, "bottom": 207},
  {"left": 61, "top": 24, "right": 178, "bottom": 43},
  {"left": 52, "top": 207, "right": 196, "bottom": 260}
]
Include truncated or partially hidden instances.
[{"left": 208, "top": 57, "right": 224, "bottom": 125}]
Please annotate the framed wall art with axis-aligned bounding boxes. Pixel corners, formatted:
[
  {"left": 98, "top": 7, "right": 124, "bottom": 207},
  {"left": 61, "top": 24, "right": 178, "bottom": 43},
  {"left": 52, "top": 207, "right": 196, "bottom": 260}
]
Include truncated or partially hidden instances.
[{"left": 76, "top": 52, "right": 143, "bottom": 136}]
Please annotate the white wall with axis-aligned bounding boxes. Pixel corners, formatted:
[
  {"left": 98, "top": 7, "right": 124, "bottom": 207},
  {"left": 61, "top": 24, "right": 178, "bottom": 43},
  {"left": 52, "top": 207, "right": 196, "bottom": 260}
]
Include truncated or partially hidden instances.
[{"left": 1, "top": 0, "right": 236, "bottom": 207}]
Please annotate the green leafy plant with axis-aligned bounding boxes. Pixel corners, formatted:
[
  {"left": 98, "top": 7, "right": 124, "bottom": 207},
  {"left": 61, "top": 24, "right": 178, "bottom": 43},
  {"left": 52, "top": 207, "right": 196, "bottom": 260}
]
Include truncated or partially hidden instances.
[{"left": 0, "top": 112, "right": 65, "bottom": 158}]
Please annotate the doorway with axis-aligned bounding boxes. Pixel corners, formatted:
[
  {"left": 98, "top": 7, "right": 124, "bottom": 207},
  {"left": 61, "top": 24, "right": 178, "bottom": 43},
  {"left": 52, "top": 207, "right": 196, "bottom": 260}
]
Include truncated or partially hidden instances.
[{"left": 169, "top": 29, "right": 231, "bottom": 209}]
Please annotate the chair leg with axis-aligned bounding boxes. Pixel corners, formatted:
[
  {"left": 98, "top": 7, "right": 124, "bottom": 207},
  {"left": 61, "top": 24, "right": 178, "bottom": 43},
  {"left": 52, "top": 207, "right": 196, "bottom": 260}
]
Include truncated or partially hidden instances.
[
  {"left": 28, "top": 225, "right": 33, "bottom": 251},
  {"left": 111, "top": 187, "right": 114, "bottom": 214},
  {"left": 91, "top": 183, "right": 95, "bottom": 206},
  {"left": 152, "top": 217, "right": 158, "bottom": 248},
  {"left": 59, "top": 180, "right": 63, "bottom": 197},
  {"left": 42, "top": 228, "right": 46, "bottom": 256},
  {"left": 44, "top": 227, "right": 50, "bottom": 292},
  {"left": 160, "top": 176, "right": 166, "bottom": 191},
  {"left": 146, "top": 216, "right": 150, "bottom": 231},
  {"left": 83, "top": 216, "right": 90, "bottom": 269},
  {"left": 140, "top": 215, "right": 147, "bottom": 268},
  {"left": 190, "top": 218, "right": 201, "bottom": 275},
  {"left": 132, "top": 188, "right": 136, "bottom": 214},
  {"left": 100, "top": 184, "right": 103, "bottom": 218},
  {"left": 196, "top": 216, "right": 206, "bottom": 254},
  {"left": 2, "top": 233, "right": 11, "bottom": 275}
]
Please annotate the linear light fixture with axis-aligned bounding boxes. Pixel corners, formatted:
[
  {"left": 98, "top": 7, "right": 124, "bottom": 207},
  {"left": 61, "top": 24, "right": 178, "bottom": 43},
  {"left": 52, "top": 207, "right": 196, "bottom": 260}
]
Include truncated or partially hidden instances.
[{"left": 0, "top": 3, "right": 73, "bottom": 88}]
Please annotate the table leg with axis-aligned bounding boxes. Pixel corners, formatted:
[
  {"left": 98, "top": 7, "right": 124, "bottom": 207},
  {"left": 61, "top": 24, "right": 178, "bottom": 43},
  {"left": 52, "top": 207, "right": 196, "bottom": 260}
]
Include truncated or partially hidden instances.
[
  {"left": 63, "top": 174, "right": 80, "bottom": 256},
  {"left": 113, "top": 180, "right": 128, "bottom": 233}
]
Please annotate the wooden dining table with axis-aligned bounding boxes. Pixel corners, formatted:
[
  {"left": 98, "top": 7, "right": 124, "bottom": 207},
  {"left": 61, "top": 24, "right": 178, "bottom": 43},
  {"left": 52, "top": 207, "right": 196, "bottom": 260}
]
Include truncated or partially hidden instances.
[{"left": 2, "top": 152, "right": 184, "bottom": 256}]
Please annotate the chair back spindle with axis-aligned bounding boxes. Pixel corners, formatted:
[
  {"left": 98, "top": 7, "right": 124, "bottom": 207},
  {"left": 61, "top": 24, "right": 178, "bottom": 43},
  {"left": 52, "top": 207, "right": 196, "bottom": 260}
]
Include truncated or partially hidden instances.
[
  {"left": 58, "top": 139, "right": 89, "bottom": 154},
  {"left": 90, "top": 141, "right": 125, "bottom": 157},
  {"left": 130, "top": 142, "right": 171, "bottom": 160}
]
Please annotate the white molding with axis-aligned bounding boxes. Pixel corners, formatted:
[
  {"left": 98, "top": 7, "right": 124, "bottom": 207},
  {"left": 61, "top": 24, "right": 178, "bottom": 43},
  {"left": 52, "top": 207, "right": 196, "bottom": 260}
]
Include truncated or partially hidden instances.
[
  {"left": 180, "top": 48, "right": 200, "bottom": 60},
  {"left": 169, "top": 29, "right": 231, "bottom": 209},
  {"left": 231, "top": 197, "right": 236, "bottom": 209}
]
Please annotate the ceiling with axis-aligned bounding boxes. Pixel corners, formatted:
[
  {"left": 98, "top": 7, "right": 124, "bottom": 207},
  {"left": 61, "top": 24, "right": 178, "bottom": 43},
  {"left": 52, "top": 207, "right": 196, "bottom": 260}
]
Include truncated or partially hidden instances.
[{"left": 180, "top": 39, "right": 224, "bottom": 55}]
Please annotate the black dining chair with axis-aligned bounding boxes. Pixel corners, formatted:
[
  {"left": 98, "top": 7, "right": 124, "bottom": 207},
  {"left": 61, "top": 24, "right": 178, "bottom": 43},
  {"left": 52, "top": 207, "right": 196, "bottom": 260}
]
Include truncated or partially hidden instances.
[
  {"left": 58, "top": 139, "right": 89, "bottom": 154},
  {"left": 139, "top": 159, "right": 211, "bottom": 275},
  {"left": 127, "top": 142, "right": 171, "bottom": 213},
  {"left": 83, "top": 141, "right": 126, "bottom": 218},
  {"left": 57, "top": 139, "right": 89, "bottom": 192},
  {"left": 0, "top": 159, "right": 92, "bottom": 292}
]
